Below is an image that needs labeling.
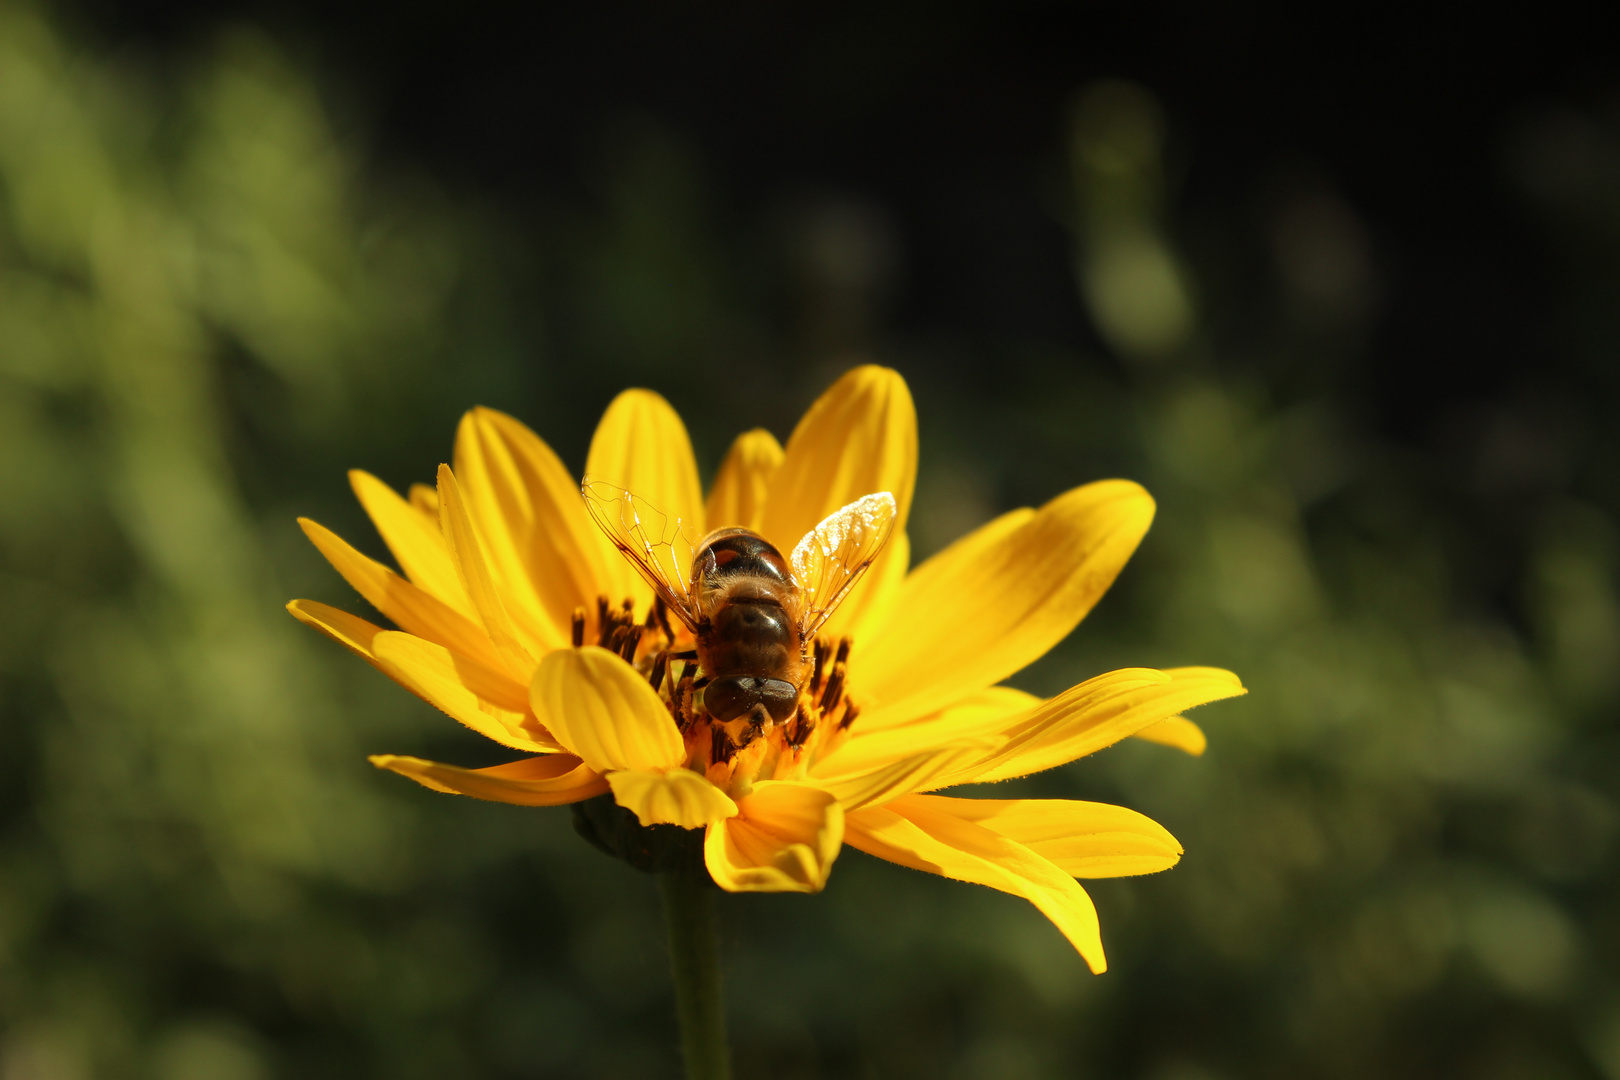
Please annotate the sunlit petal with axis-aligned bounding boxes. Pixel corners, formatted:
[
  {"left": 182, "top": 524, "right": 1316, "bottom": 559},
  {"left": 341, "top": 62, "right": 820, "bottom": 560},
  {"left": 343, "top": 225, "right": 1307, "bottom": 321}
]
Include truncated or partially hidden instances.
[
  {"left": 856, "top": 481, "right": 1156, "bottom": 728},
  {"left": 585, "top": 389, "right": 705, "bottom": 608},
  {"left": 762, "top": 365, "right": 916, "bottom": 640},
  {"left": 349, "top": 470, "right": 473, "bottom": 618},
  {"left": 297, "top": 516, "right": 509, "bottom": 675},
  {"left": 373, "top": 631, "right": 561, "bottom": 753},
  {"left": 436, "top": 464, "right": 540, "bottom": 673},
  {"left": 933, "top": 667, "right": 1245, "bottom": 788},
  {"left": 706, "top": 428, "right": 784, "bottom": 532},
  {"left": 454, "top": 407, "right": 612, "bottom": 651},
  {"left": 895, "top": 794, "right": 1183, "bottom": 878},
  {"left": 529, "top": 645, "right": 685, "bottom": 774}
]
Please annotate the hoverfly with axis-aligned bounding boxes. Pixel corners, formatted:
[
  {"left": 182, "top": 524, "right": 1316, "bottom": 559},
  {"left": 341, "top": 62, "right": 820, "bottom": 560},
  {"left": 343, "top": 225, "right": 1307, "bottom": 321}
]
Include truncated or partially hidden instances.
[{"left": 581, "top": 479, "right": 897, "bottom": 734}]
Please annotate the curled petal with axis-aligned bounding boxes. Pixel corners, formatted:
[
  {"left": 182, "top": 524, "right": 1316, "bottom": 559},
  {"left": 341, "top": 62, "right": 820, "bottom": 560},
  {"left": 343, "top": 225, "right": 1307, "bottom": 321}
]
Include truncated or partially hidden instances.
[
  {"left": 529, "top": 646, "right": 685, "bottom": 774},
  {"left": 856, "top": 481, "right": 1156, "bottom": 729},
  {"left": 704, "top": 782, "right": 844, "bottom": 893},
  {"left": 762, "top": 365, "right": 916, "bottom": 640},
  {"left": 894, "top": 794, "right": 1183, "bottom": 879},
  {"left": 706, "top": 428, "right": 783, "bottom": 532},
  {"left": 370, "top": 753, "right": 606, "bottom": 807},
  {"left": 607, "top": 768, "right": 738, "bottom": 828},
  {"left": 845, "top": 802, "right": 1107, "bottom": 972}
]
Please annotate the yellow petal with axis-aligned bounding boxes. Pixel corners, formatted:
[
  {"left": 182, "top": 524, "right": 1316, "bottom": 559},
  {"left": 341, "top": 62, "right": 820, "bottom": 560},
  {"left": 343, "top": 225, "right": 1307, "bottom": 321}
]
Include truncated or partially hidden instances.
[
  {"left": 938, "top": 667, "right": 1245, "bottom": 788},
  {"left": 288, "top": 602, "right": 554, "bottom": 753},
  {"left": 436, "top": 464, "right": 540, "bottom": 673},
  {"left": 761, "top": 366, "right": 917, "bottom": 639},
  {"left": 606, "top": 767, "right": 738, "bottom": 828},
  {"left": 703, "top": 781, "right": 844, "bottom": 893},
  {"left": 816, "top": 685, "right": 1039, "bottom": 778},
  {"left": 856, "top": 481, "right": 1156, "bottom": 728},
  {"left": 453, "top": 407, "right": 611, "bottom": 649},
  {"left": 408, "top": 483, "right": 439, "bottom": 516},
  {"left": 349, "top": 470, "right": 473, "bottom": 619},
  {"left": 585, "top": 389, "right": 705, "bottom": 609},
  {"left": 1132, "top": 715, "right": 1207, "bottom": 755},
  {"left": 813, "top": 744, "right": 991, "bottom": 811},
  {"left": 370, "top": 753, "right": 607, "bottom": 806},
  {"left": 528, "top": 645, "right": 686, "bottom": 774},
  {"left": 372, "top": 631, "right": 560, "bottom": 753},
  {"left": 297, "top": 517, "right": 508, "bottom": 675},
  {"left": 705, "top": 428, "right": 783, "bottom": 532},
  {"left": 844, "top": 802, "right": 1106, "bottom": 972},
  {"left": 896, "top": 794, "right": 1183, "bottom": 878},
  {"left": 287, "top": 598, "right": 383, "bottom": 660}
]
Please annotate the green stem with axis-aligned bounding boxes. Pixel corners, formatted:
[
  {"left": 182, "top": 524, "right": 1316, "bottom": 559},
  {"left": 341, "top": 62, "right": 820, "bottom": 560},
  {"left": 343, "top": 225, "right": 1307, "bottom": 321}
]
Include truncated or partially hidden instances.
[{"left": 658, "top": 872, "right": 732, "bottom": 1080}]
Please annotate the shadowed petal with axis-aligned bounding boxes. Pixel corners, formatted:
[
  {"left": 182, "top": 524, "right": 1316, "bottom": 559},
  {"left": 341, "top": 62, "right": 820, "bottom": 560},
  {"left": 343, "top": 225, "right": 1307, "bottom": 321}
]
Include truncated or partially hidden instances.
[
  {"left": 704, "top": 781, "right": 844, "bottom": 893},
  {"left": 529, "top": 645, "right": 686, "bottom": 774},
  {"left": 761, "top": 365, "right": 916, "bottom": 640},
  {"left": 845, "top": 802, "right": 1107, "bottom": 972},
  {"left": 706, "top": 428, "right": 783, "bottom": 532},
  {"left": 606, "top": 767, "right": 738, "bottom": 828},
  {"left": 855, "top": 482, "right": 1156, "bottom": 728},
  {"left": 893, "top": 794, "right": 1183, "bottom": 878},
  {"left": 370, "top": 753, "right": 606, "bottom": 806}
]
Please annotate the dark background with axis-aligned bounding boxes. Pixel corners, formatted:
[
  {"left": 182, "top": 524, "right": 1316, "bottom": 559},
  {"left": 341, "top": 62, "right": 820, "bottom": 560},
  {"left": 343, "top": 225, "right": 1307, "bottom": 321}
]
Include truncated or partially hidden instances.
[{"left": 3, "top": 2, "right": 1619, "bottom": 1078}]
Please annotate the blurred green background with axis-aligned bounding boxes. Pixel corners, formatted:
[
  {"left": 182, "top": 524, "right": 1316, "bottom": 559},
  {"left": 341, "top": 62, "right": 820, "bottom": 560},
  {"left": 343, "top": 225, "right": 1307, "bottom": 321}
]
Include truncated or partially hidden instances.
[{"left": 3, "top": 1, "right": 1619, "bottom": 1077}]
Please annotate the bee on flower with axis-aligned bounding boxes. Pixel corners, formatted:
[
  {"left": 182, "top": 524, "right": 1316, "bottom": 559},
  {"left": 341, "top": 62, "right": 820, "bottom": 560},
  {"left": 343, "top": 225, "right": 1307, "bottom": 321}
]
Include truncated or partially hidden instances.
[{"left": 288, "top": 365, "right": 1243, "bottom": 973}]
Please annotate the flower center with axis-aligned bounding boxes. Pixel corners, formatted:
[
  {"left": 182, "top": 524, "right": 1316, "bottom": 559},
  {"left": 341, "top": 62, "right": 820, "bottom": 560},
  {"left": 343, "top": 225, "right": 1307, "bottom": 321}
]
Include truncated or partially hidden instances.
[{"left": 572, "top": 596, "right": 858, "bottom": 797}]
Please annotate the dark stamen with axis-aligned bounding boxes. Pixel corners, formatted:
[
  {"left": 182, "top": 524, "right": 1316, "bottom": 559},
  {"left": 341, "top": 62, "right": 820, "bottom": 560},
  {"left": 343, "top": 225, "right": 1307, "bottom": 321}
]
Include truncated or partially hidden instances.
[
  {"left": 652, "top": 597, "right": 674, "bottom": 640},
  {"left": 571, "top": 607, "right": 585, "bottom": 648},
  {"left": 649, "top": 650, "right": 668, "bottom": 692},
  {"left": 596, "top": 595, "right": 610, "bottom": 634},
  {"left": 810, "top": 639, "right": 829, "bottom": 692},
  {"left": 618, "top": 626, "right": 642, "bottom": 662},
  {"left": 833, "top": 636, "right": 852, "bottom": 668},
  {"left": 819, "top": 660, "right": 846, "bottom": 711},
  {"left": 789, "top": 701, "right": 813, "bottom": 748},
  {"left": 838, "top": 703, "right": 860, "bottom": 731}
]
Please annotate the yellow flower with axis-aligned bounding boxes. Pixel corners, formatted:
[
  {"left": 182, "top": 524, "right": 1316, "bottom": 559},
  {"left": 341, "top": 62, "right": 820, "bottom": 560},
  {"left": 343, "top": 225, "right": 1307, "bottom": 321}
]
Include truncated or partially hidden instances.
[{"left": 288, "top": 365, "right": 1243, "bottom": 972}]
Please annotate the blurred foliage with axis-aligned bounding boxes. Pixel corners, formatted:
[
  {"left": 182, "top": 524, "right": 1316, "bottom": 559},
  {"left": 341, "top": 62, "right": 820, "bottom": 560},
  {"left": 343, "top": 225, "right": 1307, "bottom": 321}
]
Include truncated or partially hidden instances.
[{"left": 4, "top": 3, "right": 1620, "bottom": 1079}]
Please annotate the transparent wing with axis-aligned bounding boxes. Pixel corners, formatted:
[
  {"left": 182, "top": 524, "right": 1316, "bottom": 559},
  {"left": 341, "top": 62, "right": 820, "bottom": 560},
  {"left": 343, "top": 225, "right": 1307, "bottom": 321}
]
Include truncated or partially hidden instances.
[
  {"left": 580, "top": 479, "right": 701, "bottom": 631},
  {"left": 790, "top": 491, "right": 899, "bottom": 638}
]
